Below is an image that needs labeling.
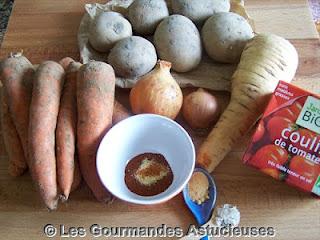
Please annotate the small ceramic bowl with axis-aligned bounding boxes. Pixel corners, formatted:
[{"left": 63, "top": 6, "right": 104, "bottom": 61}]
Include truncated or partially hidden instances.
[{"left": 96, "top": 114, "right": 195, "bottom": 205}]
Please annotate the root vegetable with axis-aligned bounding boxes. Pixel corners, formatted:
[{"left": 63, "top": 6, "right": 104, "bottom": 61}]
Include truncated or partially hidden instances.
[
  {"left": 89, "top": 12, "right": 132, "bottom": 52},
  {"left": 70, "top": 157, "right": 82, "bottom": 193},
  {"left": 0, "top": 52, "right": 34, "bottom": 163},
  {"left": 154, "top": 15, "right": 202, "bottom": 72},
  {"left": 0, "top": 88, "right": 27, "bottom": 176},
  {"left": 77, "top": 61, "right": 115, "bottom": 202},
  {"left": 29, "top": 61, "right": 65, "bottom": 210},
  {"left": 128, "top": 0, "right": 169, "bottom": 35},
  {"left": 60, "top": 156, "right": 82, "bottom": 201},
  {"left": 172, "top": 0, "right": 230, "bottom": 26},
  {"left": 182, "top": 88, "right": 220, "bottom": 129},
  {"left": 197, "top": 34, "right": 298, "bottom": 172},
  {"left": 113, "top": 100, "right": 131, "bottom": 124},
  {"left": 202, "top": 12, "right": 254, "bottom": 63},
  {"left": 56, "top": 61, "right": 82, "bottom": 201},
  {"left": 59, "top": 57, "right": 75, "bottom": 70},
  {"left": 108, "top": 36, "right": 157, "bottom": 78},
  {"left": 130, "top": 60, "right": 183, "bottom": 119}
]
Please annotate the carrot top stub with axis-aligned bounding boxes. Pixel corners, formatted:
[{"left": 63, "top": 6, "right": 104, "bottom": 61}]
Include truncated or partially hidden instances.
[{"left": 244, "top": 81, "right": 320, "bottom": 197}]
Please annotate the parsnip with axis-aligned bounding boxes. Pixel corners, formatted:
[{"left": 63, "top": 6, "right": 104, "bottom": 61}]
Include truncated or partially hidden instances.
[{"left": 197, "top": 34, "right": 298, "bottom": 172}]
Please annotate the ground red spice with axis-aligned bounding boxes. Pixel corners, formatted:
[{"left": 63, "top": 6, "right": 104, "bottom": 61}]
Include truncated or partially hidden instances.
[{"left": 125, "top": 153, "right": 173, "bottom": 196}]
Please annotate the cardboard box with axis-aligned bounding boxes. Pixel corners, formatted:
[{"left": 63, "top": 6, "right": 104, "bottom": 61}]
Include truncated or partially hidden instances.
[{"left": 243, "top": 81, "right": 320, "bottom": 196}]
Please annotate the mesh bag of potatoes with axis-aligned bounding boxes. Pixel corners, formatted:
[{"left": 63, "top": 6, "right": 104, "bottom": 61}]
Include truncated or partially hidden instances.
[{"left": 78, "top": 0, "right": 254, "bottom": 90}]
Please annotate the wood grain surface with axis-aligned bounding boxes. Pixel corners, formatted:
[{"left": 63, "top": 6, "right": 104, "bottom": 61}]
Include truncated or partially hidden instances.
[{"left": 0, "top": 0, "right": 320, "bottom": 240}]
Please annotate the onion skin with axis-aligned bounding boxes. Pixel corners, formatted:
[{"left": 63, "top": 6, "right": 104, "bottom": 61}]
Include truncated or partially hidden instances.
[
  {"left": 130, "top": 60, "right": 183, "bottom": 119},
  {"left": 182, "top": 88, "right": 220, "bottom": 129}
]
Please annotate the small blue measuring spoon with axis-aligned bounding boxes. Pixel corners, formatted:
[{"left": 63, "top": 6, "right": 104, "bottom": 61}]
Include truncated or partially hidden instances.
[{"left": 183, "top": 167, "right": 217, "bottom": 240}]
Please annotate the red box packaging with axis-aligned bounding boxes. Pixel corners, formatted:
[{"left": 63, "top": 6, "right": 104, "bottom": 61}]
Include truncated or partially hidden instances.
[{"left": 243, "top": 81, "right": 320, "bottom": 196}]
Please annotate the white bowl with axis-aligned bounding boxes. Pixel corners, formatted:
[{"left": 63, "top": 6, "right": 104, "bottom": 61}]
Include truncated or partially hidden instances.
[{"left": 96, "top": 114, "right": 195, "bottom": 205}]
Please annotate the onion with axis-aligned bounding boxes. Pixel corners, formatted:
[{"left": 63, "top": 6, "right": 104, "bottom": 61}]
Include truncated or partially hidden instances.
[
  {"left": 182, "top": 88, "right": 220, "bottom": 129},
  {"left": 130, "top": 60, "right": 183, "bottom": 119}
]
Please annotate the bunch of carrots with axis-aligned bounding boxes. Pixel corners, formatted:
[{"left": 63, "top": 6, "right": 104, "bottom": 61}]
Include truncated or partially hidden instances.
[{"left": 0, "top": 54, "right": 130, "bottom": 210}]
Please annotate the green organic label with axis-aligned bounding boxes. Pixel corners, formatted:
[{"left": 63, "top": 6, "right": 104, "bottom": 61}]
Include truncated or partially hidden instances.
[
  {"left": 296, "top": 96, "right": 320, "bottom": 134},
  {"left": 311, "top": 175, "right": 320, "bottom": 196}
]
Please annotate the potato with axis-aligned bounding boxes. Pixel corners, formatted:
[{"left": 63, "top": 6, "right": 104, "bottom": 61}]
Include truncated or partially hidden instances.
[
  {"left": 154, "top": 15, "right": 202, "bottom": 73},
  {"left": 128, "top": 0, "right": 169, "bottom": 35},
  {"left": 172, "top": 0, "right": 230, "bottom": 26},
  {"left": 202, "top": 12, "right": 254, "bottom": 63},
  {"left": 89, "top": 12, "right": 132, "bottom": 52},
  {"left": 108, "top": 36, "right": 157, "bottom": 78}
]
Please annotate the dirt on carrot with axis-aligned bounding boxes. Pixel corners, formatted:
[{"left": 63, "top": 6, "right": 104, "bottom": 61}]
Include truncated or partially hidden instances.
[
  {"left": 59, "top": 57, "right": 75, "bottom": 71},
  {"left": 29, "top": 60, "right": 65, "bottom": 210},
  {"left": 56, "top": 61, "right": 82, "bottom": 201},
  {"left": 77, "top": 61, "right": 115, "bottom": 203},
  {"left": 0, "top": 52, "right": 34, "bottom": 164},
  {"left": 0, "top": 88, "right": 27, "bottom": 176}
]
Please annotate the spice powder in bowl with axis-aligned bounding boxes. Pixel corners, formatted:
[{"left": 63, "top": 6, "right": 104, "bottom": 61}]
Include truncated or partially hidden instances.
[{"left": 125, "top": 153, "right": 173, "bottom": 196}]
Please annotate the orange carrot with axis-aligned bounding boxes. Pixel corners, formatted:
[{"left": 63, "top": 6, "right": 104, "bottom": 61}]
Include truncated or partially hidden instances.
[
  {"left": 29, "top": 61, "right": 65, "bottom": 210},
  {"left": 0, "top": 88, "right": 27, "bottom": 176},
  {"left": 56, "top": 61, "right": 81, "bottom": 201},
  {"left": 59, "top": 57, "right": 75, "bottom": 71},
  {"left": 0, "top": 52, "right": 34, "bottom": 163},
  {"left": 113, "top": 100, "right": 131, "bottom": 124},
  {"left": 77, "top": 61, "right": 115, "bottom": 202},
  {"left": 70, "top": 157, "right": 82, "bottom": 193}
]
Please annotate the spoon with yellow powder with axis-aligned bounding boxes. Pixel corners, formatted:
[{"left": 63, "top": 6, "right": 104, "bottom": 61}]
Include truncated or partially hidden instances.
[{"left": 183, "top": 167, "right": 217, "bottom": 240}]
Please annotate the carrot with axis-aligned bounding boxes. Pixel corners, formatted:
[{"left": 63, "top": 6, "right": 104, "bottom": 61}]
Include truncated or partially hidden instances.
[
  {"left": 29, "top": 61, "right": 65, "bottom": 210},
  {"left": 70, "top": 156, "right": 82, "bottom": 193},
  {"left": 77, "top": 61, "right": 115, "bottom": 202},
  {"left": 0, "top": 88, "right": 27, "bottom": 176},
  {"left": 56, "top": 61, "right": 82, "bottom": 201},
  {"left": 113, "top": 100, "right": 131, "bottom": 124},
  {"left": 197, "top": 34, "right": 298, "bottom": 172},
  {"left": 59, "top": 57, "right": 75, "bottom": 71},
  {"left": 0, "top": 52, "right": 34, "bottom": 163},
  {"left": 61, "top": 157, "right": 81, "bottom": 202}
]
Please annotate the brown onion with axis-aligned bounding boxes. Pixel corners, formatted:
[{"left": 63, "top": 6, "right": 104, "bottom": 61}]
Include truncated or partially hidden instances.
[
  {"left": 182, "top": 88, "right": 220, "bottom": 129},
  {"left": 130, "top": 60, "right": 183, "bottom": 119}
]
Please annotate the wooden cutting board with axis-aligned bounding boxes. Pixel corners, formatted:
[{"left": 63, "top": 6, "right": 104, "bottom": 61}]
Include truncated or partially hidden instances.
[{"left": 0, "top": 0, "right": 320, "bottom": 239}]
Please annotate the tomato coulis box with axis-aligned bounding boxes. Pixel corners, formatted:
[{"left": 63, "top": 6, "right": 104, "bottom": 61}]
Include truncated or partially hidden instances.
[{"left": 243, "top": 81, "right": 320, "bottom": 197}]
